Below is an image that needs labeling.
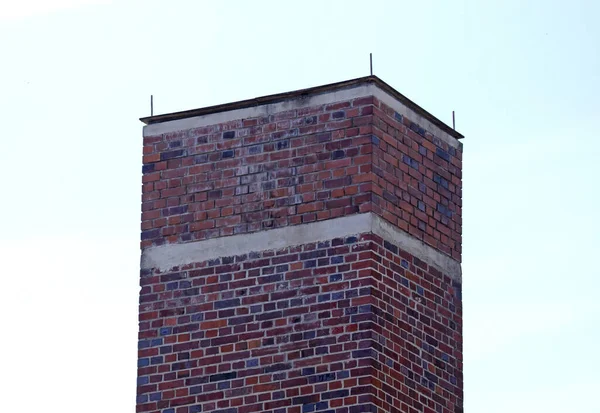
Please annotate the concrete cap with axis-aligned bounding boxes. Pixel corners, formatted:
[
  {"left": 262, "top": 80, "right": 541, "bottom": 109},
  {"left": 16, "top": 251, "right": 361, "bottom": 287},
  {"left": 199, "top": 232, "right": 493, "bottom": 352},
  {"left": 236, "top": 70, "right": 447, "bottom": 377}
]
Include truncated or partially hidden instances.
[{"left": 140, "top": 75, "right": 464, "bottom": 141}]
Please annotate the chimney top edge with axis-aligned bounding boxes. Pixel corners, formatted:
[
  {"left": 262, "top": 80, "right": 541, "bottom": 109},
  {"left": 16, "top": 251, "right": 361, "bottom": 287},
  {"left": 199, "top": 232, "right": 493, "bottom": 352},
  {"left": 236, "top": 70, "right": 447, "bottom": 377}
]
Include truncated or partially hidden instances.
[{"left": 140, "top": 76, "right": 464, "bottom": 140}]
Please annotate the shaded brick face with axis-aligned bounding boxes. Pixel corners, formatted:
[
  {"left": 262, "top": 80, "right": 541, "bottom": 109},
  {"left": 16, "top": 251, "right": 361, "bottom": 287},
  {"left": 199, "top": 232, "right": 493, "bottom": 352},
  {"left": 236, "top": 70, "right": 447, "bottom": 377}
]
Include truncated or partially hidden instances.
[
  {"left": 371, "top": 101, "right": 462, "bottom": 261},
  {"left": 141, "top": 95, "right": 462, "bottom": 261},
  {"left": 137, "top": 234, "right": 462, "bottom": 413},
  {"left": 368, "top": 233, "right": 462, "bottom": 412}
]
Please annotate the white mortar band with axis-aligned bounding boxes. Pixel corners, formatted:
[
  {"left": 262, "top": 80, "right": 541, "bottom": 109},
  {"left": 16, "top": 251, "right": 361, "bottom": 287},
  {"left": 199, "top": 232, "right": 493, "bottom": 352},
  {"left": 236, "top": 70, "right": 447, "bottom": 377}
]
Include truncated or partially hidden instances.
[
  {"left": 141, "top": 212, "right": 461, "bottom": 281},
  {"left": 143, "top": 84, "right": 461, "bottom": 150}
]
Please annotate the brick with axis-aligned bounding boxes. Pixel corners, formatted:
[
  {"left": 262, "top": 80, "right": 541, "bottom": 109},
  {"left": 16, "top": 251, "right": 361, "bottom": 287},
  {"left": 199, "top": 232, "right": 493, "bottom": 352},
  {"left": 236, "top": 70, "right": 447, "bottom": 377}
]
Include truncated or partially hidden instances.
[
  {"left": 161, "top": 149, "right": 187, "bottom": 161},
  {"left": 138, "top": 90, "right": 463, "bottom": 413}
]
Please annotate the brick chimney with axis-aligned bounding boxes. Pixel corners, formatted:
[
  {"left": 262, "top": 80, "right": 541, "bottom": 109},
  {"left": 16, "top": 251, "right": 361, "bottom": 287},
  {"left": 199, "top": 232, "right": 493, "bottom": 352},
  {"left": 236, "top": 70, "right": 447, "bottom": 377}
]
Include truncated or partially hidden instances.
[{"left": 137, "top": 76, "right": 463, "bottom": 413}]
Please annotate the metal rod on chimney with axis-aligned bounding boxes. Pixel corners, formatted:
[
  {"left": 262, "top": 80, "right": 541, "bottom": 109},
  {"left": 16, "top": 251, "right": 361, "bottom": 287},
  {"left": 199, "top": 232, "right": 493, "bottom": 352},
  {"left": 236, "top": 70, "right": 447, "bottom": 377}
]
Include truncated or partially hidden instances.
[
  {"left": 151, "top": 95, "right": 154, "bottom": 117},
  {"left": 370, "top": 53, "right": 373, "bottom": 76},
  {"left": 452, "top": 111, "right": 455, "bottom": 130}
]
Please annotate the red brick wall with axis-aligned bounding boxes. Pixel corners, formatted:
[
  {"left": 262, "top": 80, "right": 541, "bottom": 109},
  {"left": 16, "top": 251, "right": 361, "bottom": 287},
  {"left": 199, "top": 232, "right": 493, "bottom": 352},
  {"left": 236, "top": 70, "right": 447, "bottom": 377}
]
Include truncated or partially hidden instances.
[
  {"left": 137, "top": 234, "right": 462, "bottom": 413},
  {"left": 140, "top": 95, "right": 462, "bottom": 261},
  {"left": 139, "top": 89, "right": 463, "bottom": 413}
]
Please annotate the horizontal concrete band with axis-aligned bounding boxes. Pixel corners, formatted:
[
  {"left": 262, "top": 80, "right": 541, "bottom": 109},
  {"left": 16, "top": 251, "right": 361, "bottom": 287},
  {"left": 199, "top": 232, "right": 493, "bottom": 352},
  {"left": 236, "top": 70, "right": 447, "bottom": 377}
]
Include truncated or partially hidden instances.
[
  {"left": 141, "top": 213, "right": 462, "bottom": 281},
  {"left": 143, "top": 84, "right": 461, "bottom": 150}
]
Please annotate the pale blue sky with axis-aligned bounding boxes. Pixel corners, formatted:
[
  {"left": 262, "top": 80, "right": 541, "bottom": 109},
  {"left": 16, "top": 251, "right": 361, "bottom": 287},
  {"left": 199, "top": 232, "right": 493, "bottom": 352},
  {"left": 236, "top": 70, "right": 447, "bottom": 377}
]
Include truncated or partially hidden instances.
[{"left": 1, "top": 0, "right": 599, "bottom": 411}]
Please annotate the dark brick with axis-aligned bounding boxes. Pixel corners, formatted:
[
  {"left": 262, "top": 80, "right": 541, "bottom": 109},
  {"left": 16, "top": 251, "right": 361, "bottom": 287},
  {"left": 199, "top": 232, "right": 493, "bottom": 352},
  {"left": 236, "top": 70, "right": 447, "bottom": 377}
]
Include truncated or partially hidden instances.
[
  {"left": 214, "top": 298, "right": 240, "bottom": 309},
  {"left": 209, "top": 372, "right": 237, "bottom": 382},
  {"left": 331, "top": 150, "right": 345, "bottom": 159},
  {"left": 383, "top": 240, "right": 398, "bottom": 254},
  {"left": 160, "top": 149, "right": 187, "bottom": 161},
  {"left": 321, "top": 390, "right": 349, "bottom": 400},
  {"left": 264, "top": 363, "right": 291, "bottom": 373},
  {"left": 436, "top": 147, "right": 451, "bottom": 161},
  {"left": 141, "top": 229, "right": 159, "bottom": 240}
]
